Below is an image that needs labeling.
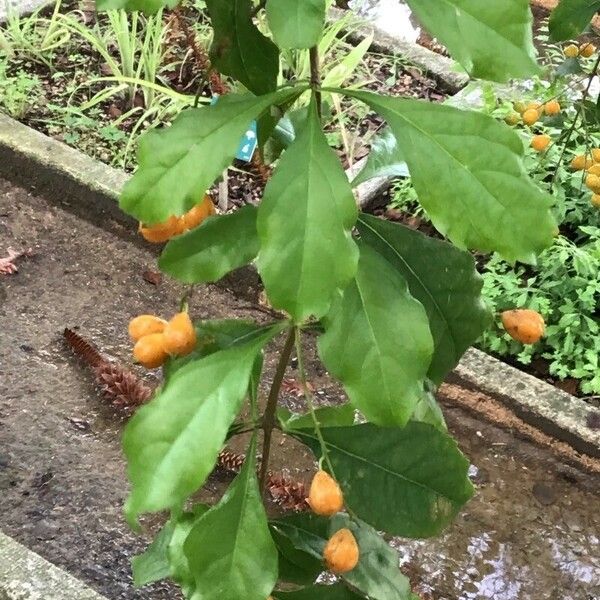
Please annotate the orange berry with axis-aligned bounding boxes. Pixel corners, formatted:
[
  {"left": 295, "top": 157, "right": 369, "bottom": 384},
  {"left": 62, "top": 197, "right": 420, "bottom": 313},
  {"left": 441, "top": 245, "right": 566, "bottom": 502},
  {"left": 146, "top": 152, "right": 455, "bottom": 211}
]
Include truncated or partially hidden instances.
[
  {"left": 544, "top": 100, "right": 560, "bottom": 116},
  {"left": 163, "top": 312, "right": 197, "bottom": 356},
  {"left": 525, "top": 101, "right": 543, "bottom": 113},
  {"left": 139, "top": 215, "right": 184, "bottom": 243},
  {"left": 128, "top": 315, "right": 167, "bottom": 341},
  {"left": 592, "top": 194, "right": 600, "bottom": 208},
  {"left": 580, "top": 42, "right": 596, "bottom": 58},
  {"left": 183, "top": 195, "right": 216, "bottom": 231},
  {"left": 588, "top": 164, "right": 600, "bottom": 176},
  {"left": 522, "top": 108, "right": 539, "bottom": 126},
  {"left": 133, "top": 333, "right": 169, "bottom": 369},
  {"left": 586, "top": 173, "right": 600, "bottom": 192},
  {"left": 308, "top": 471, "right": 344, "bottom": 517},
  {"left": 501, "top": 309, "right": 545, "bottom": 344},
  {"left": 571, "top": 154, "right": 591, "bottom": 170},
  {"left": 564, "top": 44, "right": 579, "bottom": 58},
  {"left": 323, "top": 528, "right": 359, "bottom": 574},
  {"left": 592, "top": 148, "right": 600, "bottom": 163},
  {"left": 531, "top": 134, "right": 551, "bottom": 152}
]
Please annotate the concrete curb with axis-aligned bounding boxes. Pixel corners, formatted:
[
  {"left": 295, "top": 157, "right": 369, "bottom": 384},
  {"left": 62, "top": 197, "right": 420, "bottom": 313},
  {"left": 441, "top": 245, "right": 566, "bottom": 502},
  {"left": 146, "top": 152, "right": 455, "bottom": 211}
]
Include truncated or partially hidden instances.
[
  {"left": 1, "top": 110, "right": 597, "bottom": 460},
  {"left": 0, "top": 532, "right": 109, "bottom": 600}
]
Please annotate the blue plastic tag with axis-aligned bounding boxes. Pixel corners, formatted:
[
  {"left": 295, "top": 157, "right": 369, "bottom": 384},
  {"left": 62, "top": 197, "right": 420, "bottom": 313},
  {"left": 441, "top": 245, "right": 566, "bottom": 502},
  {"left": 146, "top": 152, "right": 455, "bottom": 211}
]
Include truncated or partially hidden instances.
[{"left": 210, "top": 95, "right": 257, "bottom": 163}]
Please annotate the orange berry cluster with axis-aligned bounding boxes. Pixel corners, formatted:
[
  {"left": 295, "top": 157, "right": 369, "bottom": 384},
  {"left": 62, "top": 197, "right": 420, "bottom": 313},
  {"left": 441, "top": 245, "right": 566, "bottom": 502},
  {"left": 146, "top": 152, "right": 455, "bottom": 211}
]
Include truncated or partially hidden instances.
[
  {"left": 571, "top": 148, "right": 600, "bottom": 207},
  {"left": 139, "top": 195, "right": 216, "bottom": 243},
  {"left": 505, "top": 100, "right": 560, "bottom": 134},
  {"left": 564, "top": 42, "right": 596, "bottom": 58},
  {"left": 501, "top": 309, "right": 545, "bottom": 344},
  {"left": 307, "top": 470, "right": 359, "bottom": 574},
  {"left": 129, "top": 312, "right": 197, "bottom": 369}
]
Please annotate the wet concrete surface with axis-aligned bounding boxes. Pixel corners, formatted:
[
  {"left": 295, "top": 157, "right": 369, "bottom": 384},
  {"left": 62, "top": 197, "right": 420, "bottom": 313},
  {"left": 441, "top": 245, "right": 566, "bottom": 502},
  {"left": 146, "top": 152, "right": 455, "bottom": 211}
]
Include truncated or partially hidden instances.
[{"left": 1, "top": 178, "right": 599, "bottom": 599}]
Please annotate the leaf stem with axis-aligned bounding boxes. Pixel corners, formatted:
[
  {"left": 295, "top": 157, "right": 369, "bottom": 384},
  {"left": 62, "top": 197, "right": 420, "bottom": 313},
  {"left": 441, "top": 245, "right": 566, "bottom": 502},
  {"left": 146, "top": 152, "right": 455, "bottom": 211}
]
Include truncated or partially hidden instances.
[
  {"left": 309, "top": 46, "right": 322, "bottom": 120},
  {"left": 258, "top": 327, "right": 296, "bottom": 494},
  {"left": 294, "top": 328, "right": 336, "bottom": 476}
]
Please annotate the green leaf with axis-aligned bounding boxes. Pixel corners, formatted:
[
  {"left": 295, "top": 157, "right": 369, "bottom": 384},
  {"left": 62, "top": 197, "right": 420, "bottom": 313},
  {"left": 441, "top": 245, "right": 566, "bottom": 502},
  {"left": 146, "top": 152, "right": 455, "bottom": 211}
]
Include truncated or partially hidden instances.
[
  {"left": 183, "top": 436, "right": 278, "bottom": 600},
  {"left": 159, "top": 206, "right": 259, "bottom": 283},
  {"left": 318, "top": 243, "right": 433, "bottom": 426},
  {"left": 167, "top": 505, "right": 210, "bottom": 595},
  {"left": 270, "top": 524, "right": 322, "bottom": 585},
  {"left": 266, "top": 0, "right": 326, "bottom": 48},
  {"left": 556, "top": 56, "right": 585, "bottom": 76},
  {"left": 206, "top": 0, "right": 279, "bottom": 95},
  {"left": 404, "top": 0, "right": 539, "bottom": 81},
  {"left": 357, "top": 214, "right": 491, "bottom": 384},
  {"left": 344, "top": 90, "right": 556, "bottom": 263},
  {"left": 351, "top": 127, "right": 408, "bottom": 187},
  {"left": 293, "top": 422, "right": 474, "bottom": 538},
  {"left": 131, "top": 522, "right": 174, "bottom": 587},
  {"left": 257, "top": 98, "right": 358, "bottom": 322},
  {"left": 271, "top": 513, "right": 413, "bottom": 600},
  {"left": 549, "top": 0, "right": 600, "bottom": 40},
  {"left": 123, "top": 323, "right": 285, "bottom": 526},
  {"left": 121, "top": 89, "right": 301, "bottom": 224},
  {"left": 411, "top": 386, "right": 447, "bottom": 432},
  {"left": 278, "top": 404, "right": 356, "bottom": 430},
  {"left": 96, "top": 0, "right": 175, "bottom": 14},
  {"left": 273, "top": 584, "right": 364, "bottom": 599}
]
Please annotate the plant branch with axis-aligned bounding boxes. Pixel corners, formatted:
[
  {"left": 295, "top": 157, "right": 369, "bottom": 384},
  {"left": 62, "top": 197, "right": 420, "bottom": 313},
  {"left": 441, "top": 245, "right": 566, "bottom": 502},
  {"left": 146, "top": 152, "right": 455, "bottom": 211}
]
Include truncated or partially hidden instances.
[
  {"left": 258, "top": 327, "right": 296, "bottom": 494},
  {"left": 309, "top": 46, "right": 322, "bottom": 119},
  {"left": 251, "top": 0, "right": 266, "bottom": 18}
]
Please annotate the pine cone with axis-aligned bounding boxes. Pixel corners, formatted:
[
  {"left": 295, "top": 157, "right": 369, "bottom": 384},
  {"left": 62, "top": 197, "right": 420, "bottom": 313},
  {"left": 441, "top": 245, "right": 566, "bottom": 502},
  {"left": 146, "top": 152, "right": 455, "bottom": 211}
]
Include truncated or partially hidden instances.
[
  {"left": 64, "top": 328, "right": 106, "bottom": 369},
  {"left": 218, "top": 449, "right": 247, "bottom": 473},
  {"left": 93, "top": 362, "right": 153, "bottom": 409}
]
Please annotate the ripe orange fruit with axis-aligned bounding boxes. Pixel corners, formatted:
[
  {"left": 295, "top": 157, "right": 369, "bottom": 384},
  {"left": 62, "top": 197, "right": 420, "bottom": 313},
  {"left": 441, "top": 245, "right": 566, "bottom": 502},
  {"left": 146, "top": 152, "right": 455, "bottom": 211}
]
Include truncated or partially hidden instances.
[
  {"left": 592, "top": 194, "right": 600, "bottom": 208},
  {"left": 531, "top": 134, "right": 551, "bottom": 152},
  {"left": 592, "top": 148, "right": 600, "bottom": 162},
  {"left": 580, "top": 42, "right": 596, "bottom": 58},
  {"left": 183, "top": 195, "right": 216, "bottom": 231},
  {"left": 522, "top": 108, "right": 539, "bottom": 126},
  {"left": 163, "top": 312, "right": 197, "bottom": 356},
  {"left": 544, "top": 100, "right": 560, "bottom": 116},
  {"left": 501, "top": 309, "right": 545, "bottom": 344},
  {"left": 525, "top": 101, "right": 542, "bottom": 113},
  {"left": 588, "top": 164, "right": 600, "bottom": 176},
  {"left": 564, "top": 44, "right": 579, "bottom": 58},
  {"left": 139, "top": 216, "right": 184, "bottom": 243},
  {"left": 128, "top": 315, "right": 167, "bottom": 341},
  {"left": 308, "top": 471, "right": 344, "bottom": 517},
  {"left": 323, "top": 528, "right": 359, "bottom": 574},
  {"left": 586, "top": 173, "right": 600, "bottom": 192},
  {"left": 571, "top": 154, "right": 591, "bottom": 170},
  {"left": 133, "top": 333, "right": 169, "bottom": 369}
]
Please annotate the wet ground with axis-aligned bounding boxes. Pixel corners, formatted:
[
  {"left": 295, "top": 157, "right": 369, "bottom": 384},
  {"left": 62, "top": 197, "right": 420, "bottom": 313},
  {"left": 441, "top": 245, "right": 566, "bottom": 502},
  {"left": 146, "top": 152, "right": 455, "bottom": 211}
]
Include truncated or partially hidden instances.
[{"left": 1, "top": 179, "right": 599, "bottom": 599}]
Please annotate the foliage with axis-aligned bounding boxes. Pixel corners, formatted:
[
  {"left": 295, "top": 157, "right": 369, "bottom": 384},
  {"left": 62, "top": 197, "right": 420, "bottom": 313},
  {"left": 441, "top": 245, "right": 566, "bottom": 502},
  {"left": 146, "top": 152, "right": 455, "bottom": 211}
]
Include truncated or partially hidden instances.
[
  {"left": 93, "top": 0, "right": 560, "bottom": 598},
  {"left": 0, "top": 64, "right": 42, "bottom": 119}
]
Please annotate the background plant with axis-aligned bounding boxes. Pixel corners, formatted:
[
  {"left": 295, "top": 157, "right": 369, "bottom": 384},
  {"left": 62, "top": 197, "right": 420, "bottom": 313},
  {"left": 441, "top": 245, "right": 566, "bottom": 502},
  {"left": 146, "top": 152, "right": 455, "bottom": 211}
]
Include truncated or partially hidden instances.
[{"left": 88, "top": 0, "right": 574, "bottom": 598}]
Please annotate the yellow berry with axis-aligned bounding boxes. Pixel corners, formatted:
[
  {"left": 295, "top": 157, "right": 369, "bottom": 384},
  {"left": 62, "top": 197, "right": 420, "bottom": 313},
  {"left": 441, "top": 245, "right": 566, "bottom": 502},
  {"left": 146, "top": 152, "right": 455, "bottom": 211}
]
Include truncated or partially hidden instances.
[
  {"left": 182, "top": 195, "right": 216, "bottom": 231},
  {"left": 501, "top": 309, "right": 545, "bottom": 345},
  {"left": 308, "top": 471, "right": 344, "bottom": 517},
  {"left": 139, "top": 216, "right": 184, "bottom": 243},
  {"left": 580, "top": 42, "right": 596, "bottom": 58},
  {"left": 571, "top": 154, "right": 591, "bottom": 170},
  {"left": 586, "top": 173, "right": 600, "bottom": 192},
  {"left": 592, "top": 148, "right": 600, "bottom": 163},
  {"left": 525, "top": 101, "right": 543, "bottom": 113},
  {"left": 531, "top": 134, "right": 551, "bottom": 152},
  {"left": 564, "top": 44, "right": 579, "bottom": 58},
  {"left": 544, "top": 100, "right": 561, "bottom": 116},
  {"left": 522, "top": 108, "right": 539, "bottom": 126},
  {"left": 504, "top": 112, "right": 520, "bottom": 126},
  {"left": 163, "top": 312, "right": 197, "bottom": 356},
  {"left": 323, "top": 528, "right": 359, "bottom": 574},
  {"left": 592, "top": 194, "right": 600, "bottom": 208},
  {"left": 588, "top": 164, "right": 600, "bottom": 176},
  {"left": 133, "top": 333, "right": 169, "bottom": 369},
  {"left": 128, "top": 315, "right": 167, "bottom": 341},
  {"left": 513, "top": 101, "right": 527, "bottom": 114}
]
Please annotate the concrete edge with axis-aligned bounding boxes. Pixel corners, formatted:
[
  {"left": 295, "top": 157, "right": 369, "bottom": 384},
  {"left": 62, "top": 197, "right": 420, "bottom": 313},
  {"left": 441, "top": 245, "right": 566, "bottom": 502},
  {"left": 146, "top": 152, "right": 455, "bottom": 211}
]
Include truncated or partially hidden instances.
[
  {"left": 0, "top": 532, "right": 109, "bottom": 600},
  {"left": 328, "top": 7, "right": 469, "bottom": 95},
  {"left": 452, "top": 348, "right": 600, "bottom": 458}
]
